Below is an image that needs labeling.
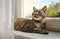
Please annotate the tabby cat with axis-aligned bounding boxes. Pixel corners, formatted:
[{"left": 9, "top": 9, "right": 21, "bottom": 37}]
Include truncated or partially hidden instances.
[{"left": 14, "top": 6, "right": 48, "bottom": 34}]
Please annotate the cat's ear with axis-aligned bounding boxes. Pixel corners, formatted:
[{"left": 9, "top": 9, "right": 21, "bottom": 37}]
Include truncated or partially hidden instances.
[
  {"left": 33, "top": 7, "right": 36, "bottom": 12},
  {"left": 42, "top": 6, "right": 47, "bottom": 13}
]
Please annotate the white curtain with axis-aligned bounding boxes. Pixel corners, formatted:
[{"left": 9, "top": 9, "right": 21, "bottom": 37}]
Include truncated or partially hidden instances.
[{"left": 0, "top": 0, "right": 14, "bottom": 39}]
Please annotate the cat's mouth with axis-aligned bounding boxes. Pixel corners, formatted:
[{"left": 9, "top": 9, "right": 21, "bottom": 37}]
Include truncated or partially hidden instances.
[
  {"left": 34, "top": 18, "right": 40, "bottom": 20},
  {"left": 34, "top": 16, "right": 42, "bottom": 20},
  {"left": 34, "top": 17, "right": 42, "bottom": 20}
]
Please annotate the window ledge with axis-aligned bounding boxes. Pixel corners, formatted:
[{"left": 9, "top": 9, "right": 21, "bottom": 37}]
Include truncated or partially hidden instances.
[
  {"left": 26, "top": 17, "right": 60, "bottom": 20},
  {"left": 46, "top": 17, "right": 60, "bottom": 19}
]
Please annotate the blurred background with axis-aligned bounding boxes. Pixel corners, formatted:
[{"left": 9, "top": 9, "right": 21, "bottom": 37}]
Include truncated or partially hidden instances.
[{"left": 35, "top": 0, "right": 60, "bottom": 17}]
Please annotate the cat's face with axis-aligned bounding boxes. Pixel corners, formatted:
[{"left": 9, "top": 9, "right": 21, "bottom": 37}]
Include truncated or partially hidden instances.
[{"left": 32, "top": 6, "right": 47, "bottom": 20}]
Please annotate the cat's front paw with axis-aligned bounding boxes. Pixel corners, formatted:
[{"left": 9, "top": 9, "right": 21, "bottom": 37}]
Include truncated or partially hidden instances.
[
  {"left": 34, "top": 28, "right": 41, "bottom": 30},
  {"left": 40, "top": 30, "right": 49, "bottom": 35}
]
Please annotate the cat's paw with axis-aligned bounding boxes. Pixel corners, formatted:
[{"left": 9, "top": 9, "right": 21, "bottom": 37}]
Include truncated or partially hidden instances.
[
  {"left": 40, "top": 30, "right": 49, "bottom": 35},
  {"left": 34, "top": 28, "right": 41, "bottom": 30}
]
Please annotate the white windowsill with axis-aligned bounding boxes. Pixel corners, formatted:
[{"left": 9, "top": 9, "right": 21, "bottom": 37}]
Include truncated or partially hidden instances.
[
  {"left": 26, "top": 17, "right": 60, "bottom": 20},
  {"left": 46, "top": 17, "right": 60, "bottom": 19}
]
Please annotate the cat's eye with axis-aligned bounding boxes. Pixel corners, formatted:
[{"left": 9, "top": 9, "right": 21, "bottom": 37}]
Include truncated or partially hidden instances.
[{"left": 36, "top": 10, "right": 38, "bottom": 12}]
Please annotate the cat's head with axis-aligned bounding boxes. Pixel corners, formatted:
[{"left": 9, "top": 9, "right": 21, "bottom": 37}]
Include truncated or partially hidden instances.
[{"left": 32, "top": 6, "right": 47, "bottom": 20}]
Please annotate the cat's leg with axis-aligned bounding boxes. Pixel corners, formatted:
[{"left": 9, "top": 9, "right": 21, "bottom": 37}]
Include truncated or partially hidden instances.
[
  {"left": 34, "top": 23, "right": 41, "bottom": 30},
  {"left": 21, "top": 23, "right": 33, "bottom": 33},
  {"left": 41, "top": 22, "right": 46, "bottom": 30},
  {"left": 40, "top": 29, "right": 48, "bottom": 35},
  {"left": 33, "top": 28, "right": 41, "bottom": 33}
]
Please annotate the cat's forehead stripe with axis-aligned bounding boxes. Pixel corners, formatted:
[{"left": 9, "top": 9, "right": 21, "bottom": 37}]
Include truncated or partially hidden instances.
[{"left": 36, "top": 9, "right": 41, "bottom": 11}]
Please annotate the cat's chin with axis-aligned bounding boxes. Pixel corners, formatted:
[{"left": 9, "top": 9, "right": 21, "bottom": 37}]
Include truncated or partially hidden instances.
[{"left": 34, "top": 18, "right": 41, "bottom": 20}]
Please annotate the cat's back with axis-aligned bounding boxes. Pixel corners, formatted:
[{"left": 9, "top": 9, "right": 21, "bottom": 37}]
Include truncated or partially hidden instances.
[
  {"left": 14, "top": 18, "right": 27, "bottom": 30},
  {"left": 14, "top": 18, "right": 35, "bottom": 31}
]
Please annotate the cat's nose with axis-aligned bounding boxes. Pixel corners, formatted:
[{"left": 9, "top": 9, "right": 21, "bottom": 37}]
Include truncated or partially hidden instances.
[
  {"left": 34, "top": 14, "right": 38, "bottom": 18},
  {"left": 42, "top": 15, "right": 45, "bottom": 18}
]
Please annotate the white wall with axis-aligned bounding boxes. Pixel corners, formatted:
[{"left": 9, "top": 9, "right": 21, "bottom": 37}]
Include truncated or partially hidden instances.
[
  {"left": 24, "top": 0, "right": 35, "bottom": 18},
  {"left": 14, "top": 0, "right": 24, "bottom": 18},
  {"left": 15, "top": 0, "right": 21, "bottom": 18},
  {"left": 14, "top": 0, "right": 35, "bottom": 18}
]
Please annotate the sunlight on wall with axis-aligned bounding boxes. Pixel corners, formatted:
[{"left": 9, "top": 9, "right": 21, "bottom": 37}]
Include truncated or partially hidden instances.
[{"left": 24, "top": 0, "right": 35, "bottom": 18}]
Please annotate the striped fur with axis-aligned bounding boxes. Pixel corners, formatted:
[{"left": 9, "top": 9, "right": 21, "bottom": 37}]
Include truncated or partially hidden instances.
[{"left": 14, "top": 6, "right": 48, "bottom": 34}]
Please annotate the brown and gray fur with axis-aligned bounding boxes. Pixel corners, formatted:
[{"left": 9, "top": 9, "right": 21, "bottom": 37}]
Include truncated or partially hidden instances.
[{"left": 14, "top": 6, "right": 48, "bottom": 34}]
